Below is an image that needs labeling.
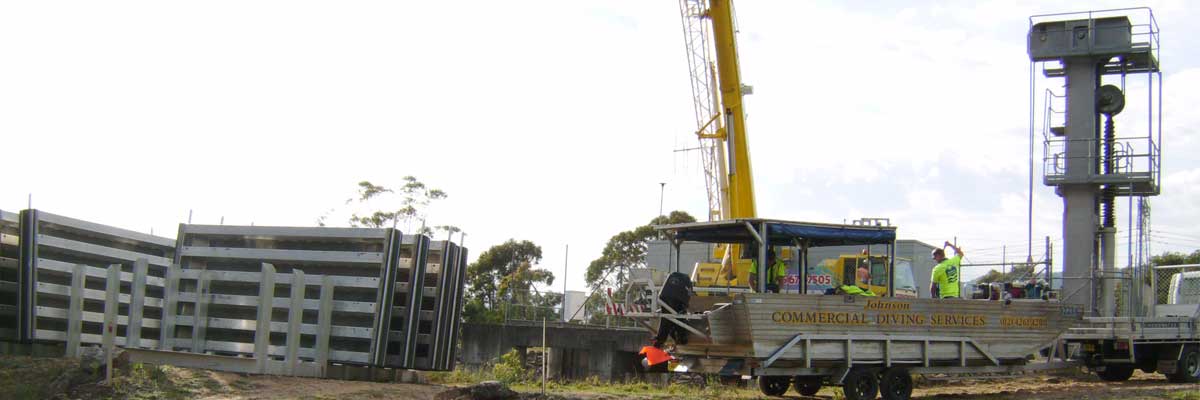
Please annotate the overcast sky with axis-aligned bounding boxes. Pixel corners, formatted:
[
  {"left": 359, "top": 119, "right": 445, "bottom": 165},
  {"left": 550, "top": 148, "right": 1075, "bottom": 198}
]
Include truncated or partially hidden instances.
[{"left": 2, "top": 1, "right": 1198, "bottom": 292}]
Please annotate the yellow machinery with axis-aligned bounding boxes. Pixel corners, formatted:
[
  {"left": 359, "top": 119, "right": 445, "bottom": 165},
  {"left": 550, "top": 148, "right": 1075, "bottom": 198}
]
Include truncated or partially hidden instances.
[
  {"left": 809, "top": 254, "right": 919, "bottom": 298},
  {"left": 678, "top": 0, "right": 758, "bottom": 292}
]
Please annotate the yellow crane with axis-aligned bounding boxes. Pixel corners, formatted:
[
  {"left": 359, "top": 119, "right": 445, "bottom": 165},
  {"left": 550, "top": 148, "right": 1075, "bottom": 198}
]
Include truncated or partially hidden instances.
[
  {"left": 678, "top": 0, "right": 755, "bottom": 221},
  {"left": 678, "top": 0, "right": 758, "bottom": 290}
]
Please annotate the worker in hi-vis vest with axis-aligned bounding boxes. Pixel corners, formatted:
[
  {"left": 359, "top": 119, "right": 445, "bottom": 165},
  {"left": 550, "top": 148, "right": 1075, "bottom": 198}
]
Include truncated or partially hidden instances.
[
  {"left": 930, "top": 241, "right": 964, "bottom": 299},
  {"left": 748, "top": 248, "right": 787, "bottom": 293}
]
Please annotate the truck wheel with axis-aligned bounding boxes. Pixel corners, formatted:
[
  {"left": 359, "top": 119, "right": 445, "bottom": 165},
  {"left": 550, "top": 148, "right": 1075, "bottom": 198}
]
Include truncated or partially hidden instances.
[
  {"left": 758, "top": 376, "right": 790, "bottom": 397},
  {"left": 842, "top": 368, "right": 879, "bottom": 400},
  {"left": 793, "top": 375, "right": 822, "bottom": 396},
  {"left": 879, "top": 368, "right": 913, "bottom": 400},
  {"left": 1168, "top": 346, "right": 1200, "bottom": 383},
  {"left": 1096, "top": 365, "right": 1134, "bottom": 382}
]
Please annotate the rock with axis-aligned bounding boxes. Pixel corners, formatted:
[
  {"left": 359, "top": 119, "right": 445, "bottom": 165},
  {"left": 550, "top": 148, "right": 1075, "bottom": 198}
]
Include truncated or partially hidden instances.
[{"left": 436, "top": 381, "right": 519, "bottom": 400}]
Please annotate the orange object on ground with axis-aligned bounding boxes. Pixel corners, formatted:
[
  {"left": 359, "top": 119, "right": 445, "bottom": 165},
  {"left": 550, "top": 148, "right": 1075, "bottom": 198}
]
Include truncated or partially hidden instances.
[{"left": 639, "top": 346, "right": 672, "bottom": 366}]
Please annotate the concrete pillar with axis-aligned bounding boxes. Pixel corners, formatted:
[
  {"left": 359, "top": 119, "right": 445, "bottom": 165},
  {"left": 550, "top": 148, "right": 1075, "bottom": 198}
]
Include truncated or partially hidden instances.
[
  {"left": 546, "top": 347, "right": 563, "bottom": 379},
  {"left": 588, "top": 342, "right": 613, "bottom": 381},
  {"left": 516, "top": 346, "right": 528, "bottom": 369},
  {"left": 1061, "top": 57, "right": 1103, "bottom": 315}
]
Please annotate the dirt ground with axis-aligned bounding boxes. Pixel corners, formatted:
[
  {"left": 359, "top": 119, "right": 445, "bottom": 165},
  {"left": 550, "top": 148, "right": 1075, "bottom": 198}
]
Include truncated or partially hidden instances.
[
  {"left": 1, "top": 355, "right": 1195, "bottom": 400},
  {"left": 187, "top": 370, "right": 1196, "bottom": 400},
  {"left": 196, "top": 370, "right": 1197, "bottom": 400},
  {"left": 907, "top": 371, "right": 1197, "bottom": 400}
]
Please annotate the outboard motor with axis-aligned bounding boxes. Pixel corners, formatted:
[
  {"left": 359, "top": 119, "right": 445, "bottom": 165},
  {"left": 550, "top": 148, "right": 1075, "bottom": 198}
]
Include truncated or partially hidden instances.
[{"left": 653, "top": 272, "right": 693, "bottom": 347}]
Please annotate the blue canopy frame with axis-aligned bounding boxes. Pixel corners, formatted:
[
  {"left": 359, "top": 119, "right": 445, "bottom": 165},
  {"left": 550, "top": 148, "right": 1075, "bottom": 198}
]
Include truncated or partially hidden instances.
[{"left": 655, "top": 218, "right": 898, "bottom": 295}]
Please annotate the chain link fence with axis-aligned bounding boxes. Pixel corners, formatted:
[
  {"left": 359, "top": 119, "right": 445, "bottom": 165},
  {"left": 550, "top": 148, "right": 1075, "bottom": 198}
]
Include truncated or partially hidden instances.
[{"left": 1156, "top": 264, "right": 1200, "bottom": 306}]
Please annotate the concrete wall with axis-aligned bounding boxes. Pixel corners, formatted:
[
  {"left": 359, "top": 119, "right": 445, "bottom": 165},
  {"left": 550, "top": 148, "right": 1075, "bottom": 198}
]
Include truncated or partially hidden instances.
[{"left": 460, "top": 322, "right": 647, "bottom": 381}]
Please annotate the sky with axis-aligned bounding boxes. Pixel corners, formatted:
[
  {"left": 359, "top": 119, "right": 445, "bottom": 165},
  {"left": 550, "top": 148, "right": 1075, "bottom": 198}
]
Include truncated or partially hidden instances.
[{"left": 2, "top": 0, "right": 1198, "bottom": 294}]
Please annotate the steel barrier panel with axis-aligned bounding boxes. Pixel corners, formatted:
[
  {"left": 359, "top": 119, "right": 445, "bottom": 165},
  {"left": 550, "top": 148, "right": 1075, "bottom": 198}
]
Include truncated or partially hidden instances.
[
  {"left": 17, "top": 209, "right": 174, "bottom": 346},
  {"left": 0, "top": 209, "right": 18, "bottom": 340},
  {"left": 171, "top": 224, "right": 396, "bottom": 366}
]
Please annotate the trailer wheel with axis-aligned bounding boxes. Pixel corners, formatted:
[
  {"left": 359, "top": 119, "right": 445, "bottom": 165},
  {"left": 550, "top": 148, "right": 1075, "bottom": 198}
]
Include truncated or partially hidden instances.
[
  {"left": 793, "top": 375, "right": 822, "bottom": 396},
  {"left": 1167, "top": 346, "right": 1200, "bottom": 383},
  {"left": 879, "top": 368, "right": 912, "bottom": 400},
  {"left": 1096, "top": 365, "right": 1134, "bottom": 382},
  {"left": 842, "top": 368, "right": 879, "bottom": 400},
  {"left": 758, "top": 376, "right": 790, "bottom": 397}
]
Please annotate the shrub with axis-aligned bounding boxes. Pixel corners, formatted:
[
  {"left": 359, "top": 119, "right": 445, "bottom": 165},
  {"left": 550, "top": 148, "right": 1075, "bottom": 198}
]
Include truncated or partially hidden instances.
[{"left": 492, "top": 350, "right": 528, "bottom": 384}]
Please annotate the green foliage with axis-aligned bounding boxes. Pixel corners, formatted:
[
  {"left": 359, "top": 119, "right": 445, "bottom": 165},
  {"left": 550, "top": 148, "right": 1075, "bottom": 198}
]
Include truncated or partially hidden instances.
[
  {"left": 492, "top": 349, "right": 529, "bottom": 384},
  {"left": 1169, "top": 390, "right": 1200, "bottom": 400},
  {"left": 585, "top": 211, "right": 696, "bottom": 290},
  {"left": 426, "top": 367, "right": 494, "bottom": 385},
  {"left": 464, "top": 240, "right": 558, "bottom": 323},
  {"left": 462, "top": 298, "right": 504, "bottom": 324},
  {"left": 319, "top": 177, "right": 449, "bottom": 234},
  {"left": 976, "top": 264, "right": 1036, "bottom": 284},
  {"left": 1151, "top": 250, "right": 1200, "bottom": 267}
]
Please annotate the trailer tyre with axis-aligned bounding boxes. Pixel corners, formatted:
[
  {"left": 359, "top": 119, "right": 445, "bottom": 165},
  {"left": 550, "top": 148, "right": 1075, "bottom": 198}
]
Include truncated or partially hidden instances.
[
  {"left": 793, "top": 375, "right": 822, "bottom": 396},
  {"left": 879, "top": 368, "right": 913, "bottom": 400},
  {"left": 758, "top": 376, "right": 790, "bottom": 397},
  {"left": 1096, "top": 365, "right": 1134, "bottom": 382},
  {"left": 1167, "top": 346, "right": 1200, "bottom": 383},
  {"left": 842, "top": 368, "right": 879, "bottom": 400}
]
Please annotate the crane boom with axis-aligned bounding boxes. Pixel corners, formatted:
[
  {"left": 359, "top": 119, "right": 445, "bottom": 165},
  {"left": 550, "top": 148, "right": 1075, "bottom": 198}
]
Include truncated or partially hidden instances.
[
  {"left": 708, "top": 0, "right": 755, "bottom": 220},
  {"left": 678, "top": 0, "right": 755, "bottom": 221}
]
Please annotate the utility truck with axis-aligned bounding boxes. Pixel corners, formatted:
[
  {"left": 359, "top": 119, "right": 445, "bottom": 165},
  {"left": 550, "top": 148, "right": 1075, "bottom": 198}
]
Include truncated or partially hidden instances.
[{"left": 1063, "top": 265, "right": 1200, "bottom": 383}]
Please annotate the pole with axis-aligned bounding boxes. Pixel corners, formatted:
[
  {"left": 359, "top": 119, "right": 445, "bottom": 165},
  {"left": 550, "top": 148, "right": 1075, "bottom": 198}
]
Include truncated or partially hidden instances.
[
  {"left": 658, "top": 182, "right": 666, "bottom": 217},
  {"left": 541, "top": 317, "right": 547, "bottom": 395},
  {"left": 562, "top": 245, "right": 568, "bottom": 322}
]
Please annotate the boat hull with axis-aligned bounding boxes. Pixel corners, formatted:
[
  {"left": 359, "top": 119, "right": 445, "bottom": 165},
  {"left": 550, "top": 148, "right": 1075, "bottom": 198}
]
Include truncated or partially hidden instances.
[{"left": 677, "top": 293, "right": 1083, "bottom": 366}]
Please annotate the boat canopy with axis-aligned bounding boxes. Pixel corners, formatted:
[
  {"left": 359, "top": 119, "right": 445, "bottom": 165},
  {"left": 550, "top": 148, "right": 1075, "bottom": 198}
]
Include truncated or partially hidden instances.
[{"left": 655, "top": 218, "right": 896, "bottom": 247}]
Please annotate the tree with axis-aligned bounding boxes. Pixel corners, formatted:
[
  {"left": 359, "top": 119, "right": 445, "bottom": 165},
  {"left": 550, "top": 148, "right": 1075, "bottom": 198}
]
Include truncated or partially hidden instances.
[
  {"left": 464, "top": 240, "right": 557, "bottom": 323},
  {"left": 1151, "top": 250, "right": 1200, "bottom": 267},
  {"left": 585, "top": 211, "right": 696, "bottom": 291},
  {"left": 318, "top": 177, "right": 448, "bottom": 235},
  {"left": 976, "top": 264, "right": 1036, "bottom": 284}
]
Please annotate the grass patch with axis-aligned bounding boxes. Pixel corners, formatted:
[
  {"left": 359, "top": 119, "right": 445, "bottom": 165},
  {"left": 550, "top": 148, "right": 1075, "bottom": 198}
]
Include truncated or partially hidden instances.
[
  {"left": 0, "top": 355, "right": 79, "bottom": 400},
  {"left": 512, "top": 376, "right": 768, "bottom": 399},
  {"left": 1169, "top": 390, "right": 1200, "bottom": 400},
  {"left": 427, "top": 367, "right": 495, "bottom": 385},
  {"left": 103, "top": 363, "right": 222, "bottom": 400}
]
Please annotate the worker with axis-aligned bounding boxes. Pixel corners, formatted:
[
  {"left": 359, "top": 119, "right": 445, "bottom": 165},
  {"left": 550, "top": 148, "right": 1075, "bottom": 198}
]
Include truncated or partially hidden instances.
[
  {"left": 930, "top": 241, "right": 964, "bottom": 299},
  {"left": 837, "top": 284, "right": 876, "bottom": 296},
  {"left": 856, "top": 258, "right": 870, "bottom": 285},
  {"left": 748, "top": 248, "right": 787, "bottom": 293}
]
